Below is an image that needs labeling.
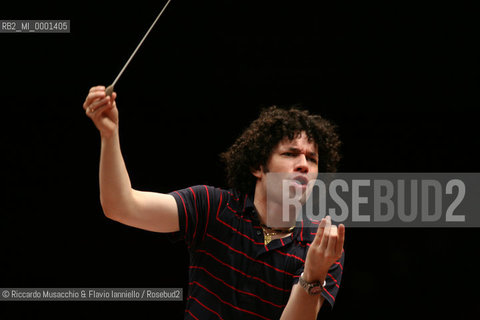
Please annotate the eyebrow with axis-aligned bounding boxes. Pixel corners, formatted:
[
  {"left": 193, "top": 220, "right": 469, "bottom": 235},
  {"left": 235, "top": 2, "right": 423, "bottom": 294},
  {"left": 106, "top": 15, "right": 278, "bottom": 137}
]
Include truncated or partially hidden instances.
[{"left": 286, "top": 147, "right": 318, "bottom": 157}]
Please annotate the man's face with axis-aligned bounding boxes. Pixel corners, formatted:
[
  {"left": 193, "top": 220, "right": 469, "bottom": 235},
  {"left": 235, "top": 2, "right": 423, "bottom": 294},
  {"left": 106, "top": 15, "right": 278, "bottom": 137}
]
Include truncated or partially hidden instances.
[
  {"left": 253, "top": 131, "right": 319, "bottom": 227},
  {"left": 253, "top": 131, "right": 318, "bottom": 200}
]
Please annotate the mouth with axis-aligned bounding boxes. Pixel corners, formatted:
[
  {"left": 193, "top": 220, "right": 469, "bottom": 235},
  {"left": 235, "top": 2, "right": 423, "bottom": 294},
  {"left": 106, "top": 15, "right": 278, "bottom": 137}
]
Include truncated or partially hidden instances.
[{"left": 292, "top": 175, "right": 309, "bottom": 188}]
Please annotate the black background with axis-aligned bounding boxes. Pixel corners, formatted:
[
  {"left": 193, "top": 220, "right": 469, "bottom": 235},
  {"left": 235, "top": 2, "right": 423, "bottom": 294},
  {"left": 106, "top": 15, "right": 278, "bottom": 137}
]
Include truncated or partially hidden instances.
[{"left": 1, "top": 0, "right": 479, "bottom": 318}]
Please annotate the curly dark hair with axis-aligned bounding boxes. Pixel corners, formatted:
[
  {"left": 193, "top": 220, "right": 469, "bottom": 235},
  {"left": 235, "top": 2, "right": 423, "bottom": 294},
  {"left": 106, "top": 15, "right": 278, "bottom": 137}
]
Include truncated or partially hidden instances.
[{"left": 220, "top": 106, "right": 341, "bottom": 194}]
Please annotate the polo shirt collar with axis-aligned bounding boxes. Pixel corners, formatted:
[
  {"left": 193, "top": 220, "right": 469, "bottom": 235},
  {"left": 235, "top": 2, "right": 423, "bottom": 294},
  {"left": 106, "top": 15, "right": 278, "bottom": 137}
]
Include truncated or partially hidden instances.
[{"left": 243, "top": 192, "right": 312, "bottom": 245}]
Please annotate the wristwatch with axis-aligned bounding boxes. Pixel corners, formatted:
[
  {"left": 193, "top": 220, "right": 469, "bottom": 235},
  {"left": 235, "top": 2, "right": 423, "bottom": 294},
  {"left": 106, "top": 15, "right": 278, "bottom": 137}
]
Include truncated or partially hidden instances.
[{"left": 299, "top": 272, "right": 326, "bottom": 295}]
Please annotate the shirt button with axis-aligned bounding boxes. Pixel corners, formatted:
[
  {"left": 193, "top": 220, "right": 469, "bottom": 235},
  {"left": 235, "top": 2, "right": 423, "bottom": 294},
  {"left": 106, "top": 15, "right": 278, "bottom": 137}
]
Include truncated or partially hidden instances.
[{"left": 256, "top": 230, "right": 262, "bottom": 236}]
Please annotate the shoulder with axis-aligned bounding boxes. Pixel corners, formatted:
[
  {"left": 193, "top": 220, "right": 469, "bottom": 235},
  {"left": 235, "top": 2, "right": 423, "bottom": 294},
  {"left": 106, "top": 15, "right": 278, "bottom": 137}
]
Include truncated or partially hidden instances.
[{"left": 170, "top": 185, "right": 247, "bottom": 208}]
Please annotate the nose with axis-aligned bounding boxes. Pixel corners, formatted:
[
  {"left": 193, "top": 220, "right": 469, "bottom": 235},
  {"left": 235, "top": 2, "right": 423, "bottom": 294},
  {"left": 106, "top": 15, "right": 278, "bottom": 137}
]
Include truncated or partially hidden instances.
[{"left": 294, "top": 154, "right": 309, "bottom": 173}]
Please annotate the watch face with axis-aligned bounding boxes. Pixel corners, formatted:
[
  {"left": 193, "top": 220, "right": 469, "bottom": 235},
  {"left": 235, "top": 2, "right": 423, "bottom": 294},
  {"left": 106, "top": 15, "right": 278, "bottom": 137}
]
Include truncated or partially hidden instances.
[{"left": 309, "top": 286, "right": 323, "bottom": 295}]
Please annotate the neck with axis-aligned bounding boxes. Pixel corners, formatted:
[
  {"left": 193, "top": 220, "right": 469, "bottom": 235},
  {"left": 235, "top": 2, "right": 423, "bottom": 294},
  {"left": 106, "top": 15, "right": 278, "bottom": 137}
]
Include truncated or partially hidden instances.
[
  {"left": 253, "top": 183, "right": 297, "bottom": 230},
  {"left": 253, "top": 184, "right": 268, "bottom": 225}
]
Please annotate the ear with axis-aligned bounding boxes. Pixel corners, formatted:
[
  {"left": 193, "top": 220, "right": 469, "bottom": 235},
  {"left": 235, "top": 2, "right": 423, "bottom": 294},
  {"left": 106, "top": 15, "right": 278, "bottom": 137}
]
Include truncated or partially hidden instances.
[{"left": 251, "top": 165, "right": 264, "bottom": 179}]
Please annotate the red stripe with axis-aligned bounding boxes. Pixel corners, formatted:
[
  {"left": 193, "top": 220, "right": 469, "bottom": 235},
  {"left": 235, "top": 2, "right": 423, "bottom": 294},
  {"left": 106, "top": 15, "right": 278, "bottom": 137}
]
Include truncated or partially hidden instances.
[
  {"left": 203, "top": 185, "right": 211, "bottom": 241},
  {"left": 190, "top": 265, "right": 286, "bottom": 308},
  {"left": 300, "top": 219, "right": 304, "bottom": 242},
  {"left": 225, "top": 190, "right": 240, "bottom": 201},
  {"left": 217, "top": 203, "right": 263, "bottom": 245},
  {"left": 206, "top": 233, "right": 295, "bottom": 276},
  {"left": 216, "top": 193, "right": 223, "bottom": 218},
  {"left": 185, "top": 309, "right": 200, "bottom": 320},
  {"left": 195, "top": 249, "right": 291, "bottom": 292},
  {"left": 323, "top": 287, "right": 336, "bottom": 302},
  {"left": 275, "top": 250, "right": 305, "bottom": 263},
  {"left": 226, "top": 204, "right": 253, "bottom": 223},
  {"left": 188, "top": 295, "right": 224, "bottom": 320},
  {"left": 238, "top": 215, "right": 253, "bottom": 223},
  {"left": 189, "top": 187, "right": 199, "bottom": 242},
  {"left": 189, "top": 281, "right": 272, "bottom": 320},
  {"left": 226, "top": 203, "right": 237, "bottom": 213},
  {"left": 280, "top": 238, "right": 285, "bottom": 246},
  {"left": 327, "top": 272, "right": 341, "bottom": 289},
  {"left": 335, "top": 261, "right": 344, "bottom": 272},
  {"left": 174, "top": 191, "right": 188, "bottom": 240}
]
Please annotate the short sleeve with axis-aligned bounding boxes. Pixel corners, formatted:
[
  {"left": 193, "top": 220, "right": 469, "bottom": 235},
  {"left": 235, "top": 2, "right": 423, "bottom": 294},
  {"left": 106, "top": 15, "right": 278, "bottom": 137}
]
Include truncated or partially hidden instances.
[
  {"left": 292, "top": 250, "right": 345, "bottom": 310},
  {"left": 168, "top": 185, "right": 218, "bottom": 248}
]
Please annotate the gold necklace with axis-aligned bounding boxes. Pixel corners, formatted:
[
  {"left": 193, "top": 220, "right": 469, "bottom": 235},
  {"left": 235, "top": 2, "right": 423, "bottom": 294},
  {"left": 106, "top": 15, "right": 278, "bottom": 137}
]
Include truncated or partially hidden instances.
[{"left": 260, "top": 224, "right": 295, "bottom": 246}]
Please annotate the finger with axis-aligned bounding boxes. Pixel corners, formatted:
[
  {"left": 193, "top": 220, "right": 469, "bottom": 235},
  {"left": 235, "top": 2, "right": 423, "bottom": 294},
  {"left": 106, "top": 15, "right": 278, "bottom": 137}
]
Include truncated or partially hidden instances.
[
  {"left": 326, "top": 225, "right": 338, "bottom": 255},
  {"left": 319, "top": 216, "right": 331, "bottom": 250},
  {"left": 335, "top": 224, "right": 345, "bottom": 256},
  {"left": 330, "top": 225, "right": 338, "bottom": 238},
  {"left": 85, "top": 97, "right": 110, "bottom": 115},
  {"left": 89, "top": 85, "right": 106, "bottom": 93},
  {"left": 83, "top": 91, "right": 106, "bottom": 110},
  {"left": 88, "top": 96, "right": 110, "bottom": 113},
  {"left": 93, "top": 101, "right": 114, "bottom": 118},
  {"left": 312, "top": 218, "right": 326, "bottom": 246},
  {"left": 88, "top": 100, "right": 113, "bottom": 119}
]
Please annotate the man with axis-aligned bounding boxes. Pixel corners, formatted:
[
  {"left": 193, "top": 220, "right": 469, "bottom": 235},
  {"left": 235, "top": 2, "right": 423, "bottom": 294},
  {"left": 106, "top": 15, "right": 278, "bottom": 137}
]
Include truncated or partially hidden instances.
[{"left": 83, "top": 86, "right": 345, "bottom": 319}]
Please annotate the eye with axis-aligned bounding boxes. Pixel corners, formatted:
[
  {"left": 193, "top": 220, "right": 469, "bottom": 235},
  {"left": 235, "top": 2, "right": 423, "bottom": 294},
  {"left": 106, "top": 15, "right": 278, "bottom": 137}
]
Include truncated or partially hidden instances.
[{"left": 282, "top": 152, "right": 296, "bottom": 157}]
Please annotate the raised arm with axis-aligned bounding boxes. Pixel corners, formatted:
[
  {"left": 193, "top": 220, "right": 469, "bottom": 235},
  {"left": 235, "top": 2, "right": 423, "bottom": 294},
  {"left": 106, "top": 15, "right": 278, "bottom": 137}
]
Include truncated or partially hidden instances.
[{"left": 83, "top": 86, "right": 179, "bottom": 233}]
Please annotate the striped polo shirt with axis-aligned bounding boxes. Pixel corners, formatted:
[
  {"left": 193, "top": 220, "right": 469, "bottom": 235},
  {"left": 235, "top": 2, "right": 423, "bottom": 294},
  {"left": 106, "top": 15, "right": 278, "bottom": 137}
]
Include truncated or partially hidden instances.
[{"left": 169, "top": 185, "right": 344, "bottom": 320}]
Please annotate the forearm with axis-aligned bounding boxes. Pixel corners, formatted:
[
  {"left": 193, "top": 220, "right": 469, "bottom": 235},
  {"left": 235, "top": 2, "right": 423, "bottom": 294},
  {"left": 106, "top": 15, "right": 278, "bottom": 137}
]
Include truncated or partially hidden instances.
[
  {"left": 280, "top": 284, "right": 324, "bottom": 320},
  {"left": 99, "top": 129, "right": 135, "bottom": 218},
  {"left": 282, "top": 217, "right": 345, "bottom": 319}
]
